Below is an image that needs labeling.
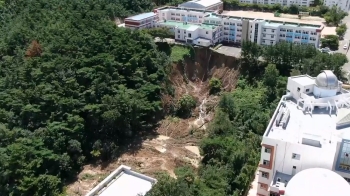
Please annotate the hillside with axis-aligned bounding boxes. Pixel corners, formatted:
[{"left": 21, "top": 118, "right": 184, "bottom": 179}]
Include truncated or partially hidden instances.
[{"left": 66, "top": 45, "right": 241, "bottom": 195}]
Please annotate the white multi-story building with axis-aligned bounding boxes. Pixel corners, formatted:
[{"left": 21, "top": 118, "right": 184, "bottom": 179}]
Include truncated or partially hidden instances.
[
  {"left": 239, "top": 0, "right": 315, "bottom": 7},
  {"left": 257, "top": 70, "right": 350, "bottom": 196},
  {"left": 323, "top": 0, "right": 350, "bottom": 12},
  {"left": 153, "top": 7, "right": 323, "bottom": 47}
]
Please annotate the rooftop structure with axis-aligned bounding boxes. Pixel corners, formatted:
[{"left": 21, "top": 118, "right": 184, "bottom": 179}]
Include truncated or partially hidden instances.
[
  {"left": 86, "top": 165, "right": 157, "bottom": 196},
  {"left": 285, "top": 168, "right": 350, "bottom": 196},
  {"left": 178, "top": 0, "right": 223, "bottom": 11},
  {"left": 257, "top": 70, "right": 350, "bottom": 196},
  {"left": 124, "top": 12, "right": 157, "bottom": 30},
  {"left": 127, "top": 12, "right": 156, "bottom": 21}
]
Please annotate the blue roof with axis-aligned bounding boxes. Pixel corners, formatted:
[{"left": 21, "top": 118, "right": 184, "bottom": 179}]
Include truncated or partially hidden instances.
[{"left": 127, "top": 12, "right": 155, "bottom": 21}]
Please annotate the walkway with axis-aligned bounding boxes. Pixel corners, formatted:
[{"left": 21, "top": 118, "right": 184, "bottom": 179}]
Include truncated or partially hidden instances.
[{"left": 247, "top": 170, "right": 259, "bottom": 196}]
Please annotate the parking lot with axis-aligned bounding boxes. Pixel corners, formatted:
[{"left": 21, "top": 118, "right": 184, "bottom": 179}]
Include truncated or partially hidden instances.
[{"left": 215, "top": 45, "right": 241, "bottom": 58}]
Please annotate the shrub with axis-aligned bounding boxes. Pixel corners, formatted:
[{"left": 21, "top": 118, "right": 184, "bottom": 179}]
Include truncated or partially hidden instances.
[{"left": 209, "top": 77, "right": 222, "bottom": 95}]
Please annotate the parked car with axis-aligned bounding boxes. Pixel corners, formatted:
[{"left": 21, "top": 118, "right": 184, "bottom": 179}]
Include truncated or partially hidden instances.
[{"left": 344, "top": 44, "right": 348, "bottom": 50}]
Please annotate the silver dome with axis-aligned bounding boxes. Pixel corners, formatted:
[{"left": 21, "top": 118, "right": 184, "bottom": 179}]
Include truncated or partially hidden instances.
[{"left": 315, "top": 70, "right": 338, "bottom": 89}]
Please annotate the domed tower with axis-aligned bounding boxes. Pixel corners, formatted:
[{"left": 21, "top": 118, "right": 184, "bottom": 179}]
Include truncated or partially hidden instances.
[
  {"left": 285, "top": 168, "right": 350, "bottom": 196},
  {"left": 314, "top": 70, "right": 340, "bottom": 98}
]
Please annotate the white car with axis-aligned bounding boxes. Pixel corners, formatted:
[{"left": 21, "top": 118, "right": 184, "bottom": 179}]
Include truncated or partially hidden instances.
[{"left": 344, "top": 44, "right": 348, "bottom": 50}]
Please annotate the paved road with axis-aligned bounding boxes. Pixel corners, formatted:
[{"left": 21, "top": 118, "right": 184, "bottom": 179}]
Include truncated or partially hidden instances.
[{"left": 338, "top": 14, "right": 350, "bottom": 73}]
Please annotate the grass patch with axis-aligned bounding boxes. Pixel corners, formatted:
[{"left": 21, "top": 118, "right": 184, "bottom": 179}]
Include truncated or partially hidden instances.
[
  {"left": 170, "top": 45, "right": 191, "bottom": 62},
  {"left": 80, "top": 173, "right": 95, "bottom": 180}
]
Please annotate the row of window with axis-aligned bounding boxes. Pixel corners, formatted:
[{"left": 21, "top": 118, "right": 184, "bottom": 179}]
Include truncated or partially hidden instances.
[
  {"left": 169, "top": 13, "right": 203, "bottom": 18},
  {"left": 223, "top": 37, "right": 241, "bottom": 42},
  {"left": 223, "top": 22, "right": 243, "bottom": 26},
  {"left": 265, "top": 147, "right": 301, "bottom": 160},
  {"left": 178, "top": 30, "right": 206, "bottom": 34},
  {"left": 223, "top": 32, "right": 235, "bottom": 36},
  {"left": 262, "top": 40, "right": 275, "bottom": 45},
  {"left": 279, "top": 34, "right": 317, "bottom": 41}
]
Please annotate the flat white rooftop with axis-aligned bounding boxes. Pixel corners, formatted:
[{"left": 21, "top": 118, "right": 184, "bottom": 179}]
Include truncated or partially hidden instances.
[
  {"left": 86, "top": 165, "right": 156, "bottom": 196},
  {"left": 266, "top": 99, "right": 350, "bottom": 144},
  {"left": 291, "top": 76, "right": 314, "bottom": 86},
  {"left": 264, "top": 74, "right": 350, "bottom": 146},
  {"left": 99, "top": 172, "right": 153, "bottom": 196}
]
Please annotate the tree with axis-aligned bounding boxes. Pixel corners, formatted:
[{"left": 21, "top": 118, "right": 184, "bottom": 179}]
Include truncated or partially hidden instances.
[
  {"left": 324, "top": 6, "right": 347, "bottom": 26},
  {"left": 336, "top": 24, "right": 347, "bottom": 37},
  {"left": 141, "top": 27, "right": 174, "bottom": 40},
  {"left": 209, "top": 77, "right": 222, "bottom": 94},
  {"left": 263, "top": 64, "right": 279, "bottom": 88},
  {"left": 176, "top": 94, "right": 196, "bottom": 118},
  {"left": 321, "top": 35, "right": 339, "bottom": 50}
]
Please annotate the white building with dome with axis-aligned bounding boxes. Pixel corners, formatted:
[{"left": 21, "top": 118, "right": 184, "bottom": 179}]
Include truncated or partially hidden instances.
[{"left": 257, "top": 70, "right": 350, "bottom": 196}]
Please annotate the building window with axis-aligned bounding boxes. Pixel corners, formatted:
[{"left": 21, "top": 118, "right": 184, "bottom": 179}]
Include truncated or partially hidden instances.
[
  {"left": 272, "top": 29, "right": 275, "bottom": 33},
  {"left": 265, "top": 147, "right": 271, "bottom": 153},
  {"left": 271, "top": 35, "right": 274, "bottom": 38},
  {"left": 178, "top": 30, "right": 180, "bottom": 33},
  {"left": 206, "top": 31, "right": 208, "bottom": 34},
  {"left": 188, "top": 33, "right": 191, "bottom": 38},
  {"left": 260, "top": 183, "right": 268, "bottom": 191},
  {"left": 178, "top": 35, "right": 180, "bottom": 39},
  {"left": 262, "top": 171, "right": 269, "bottom": 178},
  {"left": 292, "top": 153, "right": 300, "bottom": 160},
  {"left": 337, "top": 140, "right": 350, "bottom": 172},
  {"left": 306, "top": 89, "right": 309, "bottom": 92},
  {"left": 263, "top": 160, "right": 270, "bottom": 166},
  {"left": 297, "top": 87, "right": 300, "bottom": 92}
]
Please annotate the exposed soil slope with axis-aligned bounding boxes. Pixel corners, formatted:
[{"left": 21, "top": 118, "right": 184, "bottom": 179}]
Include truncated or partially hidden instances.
[{"left": 66, "top": 47, "right": 240, "bottom": 196}]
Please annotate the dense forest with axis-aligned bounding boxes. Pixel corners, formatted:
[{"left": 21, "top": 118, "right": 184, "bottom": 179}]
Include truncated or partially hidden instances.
[
  {"left": 0, "top": 0, "right": 348, "bottom": 196},
  {"left": 0, "top": 0, "right": 170, "bottom": 195}
]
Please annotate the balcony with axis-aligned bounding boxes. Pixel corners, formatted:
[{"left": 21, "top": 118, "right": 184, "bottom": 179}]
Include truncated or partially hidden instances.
[{"left": 269, "top": 171, "right": 292, "bottom": 194}]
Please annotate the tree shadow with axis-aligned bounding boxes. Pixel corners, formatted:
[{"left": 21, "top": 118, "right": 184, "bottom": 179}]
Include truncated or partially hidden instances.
[{"left": 95, "top": 126, "right": 160, "bottom": 170}]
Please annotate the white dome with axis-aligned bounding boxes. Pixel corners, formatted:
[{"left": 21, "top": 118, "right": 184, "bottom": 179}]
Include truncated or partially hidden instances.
[
  {"left": 315, "top": 70, "right": 338, "bottom": 89},
  {"left": 285, "top": 168, "right": 350, "bottom": 196}
]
